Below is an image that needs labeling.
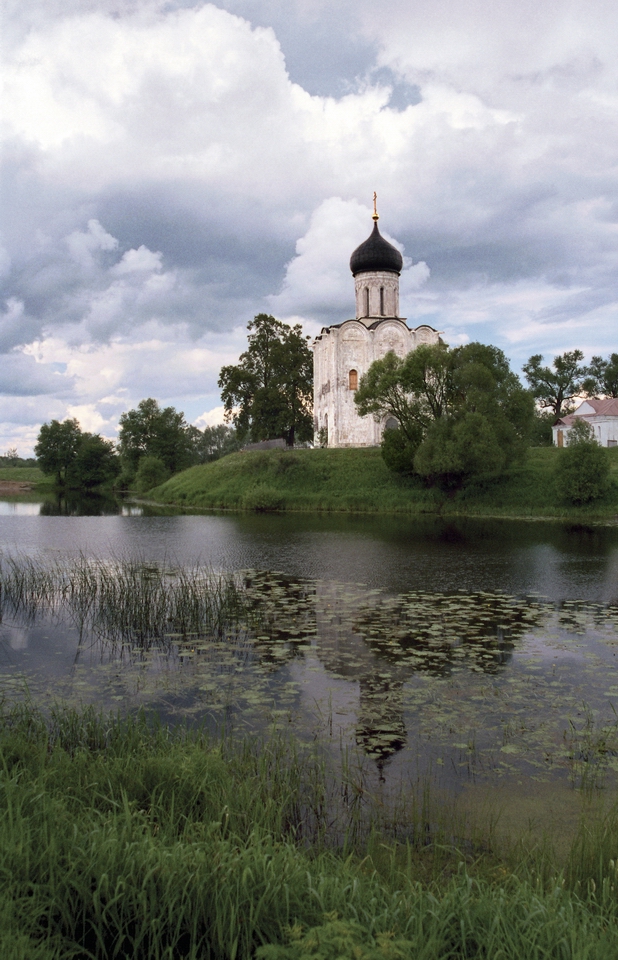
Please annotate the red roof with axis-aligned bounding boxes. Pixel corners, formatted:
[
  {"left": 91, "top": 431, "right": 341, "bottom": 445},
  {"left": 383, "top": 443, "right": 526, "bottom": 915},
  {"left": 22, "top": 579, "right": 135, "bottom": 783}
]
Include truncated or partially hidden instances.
[{"left": 554, "top": 397, "right": 618, "bottom": 426}]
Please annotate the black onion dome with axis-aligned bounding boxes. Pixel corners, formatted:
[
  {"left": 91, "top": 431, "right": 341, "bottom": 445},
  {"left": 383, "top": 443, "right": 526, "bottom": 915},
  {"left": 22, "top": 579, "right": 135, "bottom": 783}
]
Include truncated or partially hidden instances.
[{"left": 349, "top": 222, "right": 403, "bottom": 276}]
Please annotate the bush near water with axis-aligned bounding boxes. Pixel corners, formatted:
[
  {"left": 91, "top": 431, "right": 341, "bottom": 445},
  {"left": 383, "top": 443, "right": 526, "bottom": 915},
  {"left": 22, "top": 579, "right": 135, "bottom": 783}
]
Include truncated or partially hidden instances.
[{"left": 148, "top": 445, "right": 618, "bottom": 520}]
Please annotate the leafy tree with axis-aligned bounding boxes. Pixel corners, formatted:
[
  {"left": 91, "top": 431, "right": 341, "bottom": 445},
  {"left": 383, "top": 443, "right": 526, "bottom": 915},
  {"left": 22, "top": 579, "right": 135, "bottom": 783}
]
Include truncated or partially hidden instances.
[
  {"left": 218, "top": 314, "right": 313, "bottom": 446},
  {"left": 522, "top": 350, "right": 586, "bottom": 417},
  {"left": 69, "top": 435, "right": 120, "bottom": 489},
  {"left": 190, "top": 424, "right": 241, "bottom": 463},
  {"left": 35, "top": 419, "right": 83, "bottom": 485},
  {"left": 355, "top": 345, "right": 453, "bottom": 441},
  {"left": 529, "top": 410, "right": 555, "bottom": 447},
  {"left": 135, "top": 456, "right": 169, "bottom": 493},
  {"left": 554, "top": 419, "right": 611, "bottom": 505},
  {"left": 118, "top": 399, "right": 196, "bottom": 476},
  {"left": 356, "top": 342, "right": 534, "bottom": 489},
  {"left": 5, "top": 447, "right": 18, "bottom": 465},
  {"left": 583, "top": 354, "right": 618, "bottom": 398}
]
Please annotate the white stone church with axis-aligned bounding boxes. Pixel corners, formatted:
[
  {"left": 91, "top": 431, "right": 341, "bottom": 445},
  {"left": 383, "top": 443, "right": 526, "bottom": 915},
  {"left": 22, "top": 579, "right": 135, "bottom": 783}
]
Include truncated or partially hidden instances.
[{"left": 313, "top": 208, "right": 440, "bottom": 447}]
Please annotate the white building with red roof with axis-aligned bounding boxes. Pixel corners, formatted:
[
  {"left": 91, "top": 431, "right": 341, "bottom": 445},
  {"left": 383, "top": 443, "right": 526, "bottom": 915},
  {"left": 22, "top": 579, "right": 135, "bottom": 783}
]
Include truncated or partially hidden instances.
[{"left": 552, "top": 397, "right": 618, "bottom": 447}]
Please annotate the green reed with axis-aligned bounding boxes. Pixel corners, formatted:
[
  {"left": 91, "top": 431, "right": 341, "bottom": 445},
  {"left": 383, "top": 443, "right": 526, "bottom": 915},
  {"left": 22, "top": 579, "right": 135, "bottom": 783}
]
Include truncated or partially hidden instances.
[
  {"left": 0, "top": 553, "right": 245, "bottom": 648},
  {"left": 1, "top": 702, "right": 618, "bottom": 959}
]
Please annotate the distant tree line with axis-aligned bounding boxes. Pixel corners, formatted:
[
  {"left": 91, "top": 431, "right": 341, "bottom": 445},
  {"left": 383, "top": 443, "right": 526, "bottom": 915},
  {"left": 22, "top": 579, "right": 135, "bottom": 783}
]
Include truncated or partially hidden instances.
[
  {"left": 29, "top": 307, "right": 617, "bottom": 505},
  {"left": 34, "top": 403, "right": 241, "bottom": 493},
  {"left": 33, "top": 313, "right": 313, "bottom": 493}
]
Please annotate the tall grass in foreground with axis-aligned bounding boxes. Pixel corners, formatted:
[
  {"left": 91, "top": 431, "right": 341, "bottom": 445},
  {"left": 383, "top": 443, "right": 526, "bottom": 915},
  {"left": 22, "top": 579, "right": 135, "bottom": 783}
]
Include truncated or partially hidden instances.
[
  {"left": 1, "top": 703, "right": 618, "bottom": 959},
  {"left": 0, "top": 554, "right": 245, "bottom": 647}
]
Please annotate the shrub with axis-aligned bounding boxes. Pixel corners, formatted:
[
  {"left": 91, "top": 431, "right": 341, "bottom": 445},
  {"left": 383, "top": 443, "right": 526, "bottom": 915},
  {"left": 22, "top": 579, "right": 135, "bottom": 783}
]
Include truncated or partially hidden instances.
[
  {"left": 554, "top": 421, "right": 611, "bottom": 505},
  {"left": 381, "top": 428, "right": 419, "bottom": 475},
  {"left": 243, "top": 485, "right": 285, "bottom": 512},
  {"left": 135, "top": 456, "right": 170, "bottom": 494}
]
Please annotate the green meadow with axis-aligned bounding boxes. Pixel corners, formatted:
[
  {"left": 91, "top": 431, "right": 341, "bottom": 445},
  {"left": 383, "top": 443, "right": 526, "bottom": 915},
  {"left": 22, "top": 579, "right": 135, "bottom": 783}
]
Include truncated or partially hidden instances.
[
  {"left": 0, "top": 466, "right": 47, "bottom": 484},
  {"left": 148, "top": 446, "right": 618, "bottom": 521}
]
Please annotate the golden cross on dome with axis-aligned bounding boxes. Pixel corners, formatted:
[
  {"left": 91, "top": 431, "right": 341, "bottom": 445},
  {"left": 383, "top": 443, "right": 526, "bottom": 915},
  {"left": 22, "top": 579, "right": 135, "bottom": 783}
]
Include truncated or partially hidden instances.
[{"left": 372, "top": 191, "right": 379, "bottom": 221}]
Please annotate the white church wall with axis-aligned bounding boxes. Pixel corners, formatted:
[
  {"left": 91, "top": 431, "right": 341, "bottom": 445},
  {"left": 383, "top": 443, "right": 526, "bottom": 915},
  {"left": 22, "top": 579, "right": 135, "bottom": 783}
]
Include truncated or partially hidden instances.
[{"left": 313, "top": 319, "right": 439, "bottom": 448}]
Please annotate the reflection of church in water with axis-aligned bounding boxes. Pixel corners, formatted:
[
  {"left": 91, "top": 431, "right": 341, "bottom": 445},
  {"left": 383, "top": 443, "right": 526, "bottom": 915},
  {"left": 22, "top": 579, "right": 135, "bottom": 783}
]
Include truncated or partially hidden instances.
[{"left": 313, "top": 197, "right": 440, "bottom": 447}]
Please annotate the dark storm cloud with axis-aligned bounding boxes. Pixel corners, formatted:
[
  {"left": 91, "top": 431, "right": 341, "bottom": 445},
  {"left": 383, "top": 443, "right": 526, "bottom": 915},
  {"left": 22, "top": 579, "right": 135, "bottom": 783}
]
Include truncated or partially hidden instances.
[{"left": 3, "top": 0, "right": 618, "bottom": 453}]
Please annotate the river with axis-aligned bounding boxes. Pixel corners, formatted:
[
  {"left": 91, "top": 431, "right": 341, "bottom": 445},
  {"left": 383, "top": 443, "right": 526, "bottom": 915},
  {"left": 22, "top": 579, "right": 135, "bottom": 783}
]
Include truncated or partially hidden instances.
[{"left": 1, "top": 497, "right": 618, "bottom": 804}]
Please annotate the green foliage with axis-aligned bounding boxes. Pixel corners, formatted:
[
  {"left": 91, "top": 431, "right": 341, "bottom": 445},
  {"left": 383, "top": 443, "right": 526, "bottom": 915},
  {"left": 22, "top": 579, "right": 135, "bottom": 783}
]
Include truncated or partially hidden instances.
[
  {"left": 358, "top": 342, "right": 533, "bottom": 489},
  {"left": 529, "top": 410, "right": 555, "bottom": 446},
  {"left": 554, "top": 421, "right": 611, "bottom": 504},
  {"left": 134, "top": 455, "right": 169, "bottom": 493},
  {"left": 35, "top": 420, "right": 119, "bottom": 489},
  {"left": 118, "top": 398, "right": 196, "bottom": 475},
  {"left": 523, "top": 350, "right": 587, "bottom": 417},
  {"left": 192, "top": 424, "right": 241, "bottom": 462},
  {"left": 1, "top": 704, "right": 618, "bottom": 959},
  {"left": 380, "top": 427, "right": 421, "bottom": 475},
  {"left": 257, "top": 917, "right": 415, "bottom": 959},
  {"left": 414, "top": 411, "right": 509, "bottom": 489},
  {"left": 68, "top": 434, "right": 120, "bottom": 488},
  {"left": 218, "top": 314, "right": 313, "bottom": 445},
  {"left": 583, "top": 353, "right": 618, "bottom": 398},
  {"left": 34, "top": 418, "right": 82, "bottom": 485},
  {"left": 242, "top": 485, "right": 286, "bottom": 512}
]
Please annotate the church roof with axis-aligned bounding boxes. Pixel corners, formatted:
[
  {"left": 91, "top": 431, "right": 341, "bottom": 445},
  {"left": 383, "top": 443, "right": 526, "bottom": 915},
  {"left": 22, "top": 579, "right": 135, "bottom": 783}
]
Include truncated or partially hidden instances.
[
  {"left": 349, "top": 222, "right": 404, "bottom": 276},
  {"left": 555, "top": 397, "right": 618, "bottom": 426}
]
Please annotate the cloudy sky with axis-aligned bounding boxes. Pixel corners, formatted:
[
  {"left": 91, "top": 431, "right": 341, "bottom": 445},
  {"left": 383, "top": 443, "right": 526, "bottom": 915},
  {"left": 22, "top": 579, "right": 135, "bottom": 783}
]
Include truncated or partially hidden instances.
[{"left": 2, "top": 0, "right": 618, "bottom": 454}]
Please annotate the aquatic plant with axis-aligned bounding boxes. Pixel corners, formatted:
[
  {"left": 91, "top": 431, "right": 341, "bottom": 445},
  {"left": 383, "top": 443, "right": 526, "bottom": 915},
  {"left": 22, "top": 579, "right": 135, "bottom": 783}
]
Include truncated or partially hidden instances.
[
  {"left": 0, "top": 553, "right": 245, "bottom": 647},
  {"left": 1, "top": 703, "right": 618, "bottom": 959}
]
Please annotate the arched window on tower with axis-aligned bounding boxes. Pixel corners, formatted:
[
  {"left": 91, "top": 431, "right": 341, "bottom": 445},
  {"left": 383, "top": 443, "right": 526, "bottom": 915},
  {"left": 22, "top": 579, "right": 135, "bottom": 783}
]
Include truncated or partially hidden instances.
[
  {"left": 349, "top": 369, "right": 358, "bottom": 391},
  {"left": 364, "top": 287, "right": 369, "bottom": 316},
  {"left": 380, "top": 286, "right": 384, "bottom": 316}
]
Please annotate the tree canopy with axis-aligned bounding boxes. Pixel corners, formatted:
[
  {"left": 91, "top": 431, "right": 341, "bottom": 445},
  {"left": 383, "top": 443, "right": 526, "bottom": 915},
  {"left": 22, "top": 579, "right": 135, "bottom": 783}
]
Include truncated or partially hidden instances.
[
  {"left": 34, "top": 419, "right": 83, "bottom": 485},
  {"left": 583, "top": 354, "right": 618, "bottom": 398},
  {"left": 522, "top": 350, "right": 587, "bottom": 418},
  {"left": 355, "top": 342, "right": 535, "bottom": 489},
  {"left": 118, "top": 399, "right": 196, "bottom": 475},
  {"left": 218, "top": 314, "right": 313, "bottom": 446},
  {"left": 35, "top": 419, "right": 119, "bottom": 487}
]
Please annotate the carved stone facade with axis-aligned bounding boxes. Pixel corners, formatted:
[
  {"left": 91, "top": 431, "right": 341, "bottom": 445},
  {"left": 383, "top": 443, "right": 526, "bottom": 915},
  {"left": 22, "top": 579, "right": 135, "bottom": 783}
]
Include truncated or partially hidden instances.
[{"left": 313, "top": 217, "right": 439, "bottom": 448}]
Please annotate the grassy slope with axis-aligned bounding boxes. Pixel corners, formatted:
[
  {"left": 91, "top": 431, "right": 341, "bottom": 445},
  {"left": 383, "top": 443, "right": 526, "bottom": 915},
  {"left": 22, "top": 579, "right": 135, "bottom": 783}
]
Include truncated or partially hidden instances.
[{"left": 149, "top": 446, "right": 618, "bottom": 521}]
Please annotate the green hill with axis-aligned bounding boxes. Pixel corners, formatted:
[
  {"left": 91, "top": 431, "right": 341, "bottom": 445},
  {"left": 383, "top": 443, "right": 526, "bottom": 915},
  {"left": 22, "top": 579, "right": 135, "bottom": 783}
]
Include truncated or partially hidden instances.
[{"left": 148, "top": 446, "right": 618, "bottom": 521}]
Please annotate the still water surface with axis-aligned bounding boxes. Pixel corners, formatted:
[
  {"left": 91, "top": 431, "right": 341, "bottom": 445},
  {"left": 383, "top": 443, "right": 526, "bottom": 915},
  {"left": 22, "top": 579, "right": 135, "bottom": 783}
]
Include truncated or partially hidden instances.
[{"left": 2, "top": 499, "right": 618, "bottom": 796}]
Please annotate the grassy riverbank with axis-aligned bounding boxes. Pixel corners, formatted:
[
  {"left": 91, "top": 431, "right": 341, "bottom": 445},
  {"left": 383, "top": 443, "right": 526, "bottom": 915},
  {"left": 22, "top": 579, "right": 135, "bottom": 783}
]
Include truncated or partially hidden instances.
[
  {"left": 0, "top": 466, "right": 47, "bottom": 485},
  {"left": 1, "top": 702, "right": 618, "bottom": 959},
  {"left": 149, "top": 446, "right": 618, "bottom": 521}
]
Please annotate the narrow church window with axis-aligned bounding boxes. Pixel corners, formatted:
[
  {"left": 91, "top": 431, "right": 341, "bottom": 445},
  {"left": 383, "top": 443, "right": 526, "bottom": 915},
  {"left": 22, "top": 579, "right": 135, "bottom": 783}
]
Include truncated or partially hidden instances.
[
  {"left": 364, "top": 287, "right": 369, "bottom": 316},
  {"left": 349, "top": 369, "right": 358, "bottom": 390},
  {"left": 380, "top": 286, "right": 384, "bottom": 315}
]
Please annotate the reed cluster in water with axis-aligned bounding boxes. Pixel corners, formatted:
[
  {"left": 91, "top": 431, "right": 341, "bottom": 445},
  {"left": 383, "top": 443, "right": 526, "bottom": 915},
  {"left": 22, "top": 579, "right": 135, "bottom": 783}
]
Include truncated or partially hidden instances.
[
  {"left": 0, "top": 553, "right": 245, "bottom": 647},
  {"left": 0, "top": 702, "right": 617, "bottom": 959}
]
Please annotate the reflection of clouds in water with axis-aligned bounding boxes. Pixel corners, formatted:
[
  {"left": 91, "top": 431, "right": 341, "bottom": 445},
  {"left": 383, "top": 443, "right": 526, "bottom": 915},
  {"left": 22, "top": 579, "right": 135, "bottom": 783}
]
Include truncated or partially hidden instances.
[
  {"left": 0, "top": 502, "right": 41, "bottom": 516},
  {"left": 3, "top": 624, "right": 29, "bottom": 650}
]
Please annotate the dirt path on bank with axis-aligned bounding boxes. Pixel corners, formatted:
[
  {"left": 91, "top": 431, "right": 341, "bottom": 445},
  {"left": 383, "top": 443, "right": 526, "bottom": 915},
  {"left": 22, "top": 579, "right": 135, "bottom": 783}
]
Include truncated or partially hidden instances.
[{"left": 0, "top": 480, "right": 34, "bottom": 495}]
